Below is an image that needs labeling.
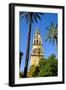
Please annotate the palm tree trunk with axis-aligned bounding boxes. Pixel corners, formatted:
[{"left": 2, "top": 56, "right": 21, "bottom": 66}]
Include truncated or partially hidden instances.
[
  {"left": 23, "top": 17, "right": 32, "bottom": 78},
  {"left": 56, "top": 37, "right": 58, "bottom": 51}
]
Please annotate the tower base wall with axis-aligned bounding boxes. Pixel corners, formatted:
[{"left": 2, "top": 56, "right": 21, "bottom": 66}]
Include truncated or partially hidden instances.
[{"left": 30, "top": 55, "right": 43, "bottom": 66}]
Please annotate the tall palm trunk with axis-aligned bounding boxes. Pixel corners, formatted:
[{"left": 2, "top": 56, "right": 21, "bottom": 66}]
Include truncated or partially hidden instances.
[
  {"left": 23, "top": 16, "right": 32, "bottom": 77},
  {"left": 55, "top": 37, "right": 58, "bottom": 51}
]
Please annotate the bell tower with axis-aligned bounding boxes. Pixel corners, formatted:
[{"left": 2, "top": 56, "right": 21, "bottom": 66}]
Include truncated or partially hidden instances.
[{"left": 30, "top": 27, "right": 44, "bottom": 66}]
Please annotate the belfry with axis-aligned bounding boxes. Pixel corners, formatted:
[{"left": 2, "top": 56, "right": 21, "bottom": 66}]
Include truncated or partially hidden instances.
[{"left": 30, "top": 27, "right": 44, "bottom": 66}]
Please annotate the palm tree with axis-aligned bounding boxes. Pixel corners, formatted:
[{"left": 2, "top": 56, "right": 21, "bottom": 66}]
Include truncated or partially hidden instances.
[
  {"left": 45, "top": 22, "right": 58, "bottom": 47},
  {"left": 20, "top": 12, "right": 43, "bottom": 77}
]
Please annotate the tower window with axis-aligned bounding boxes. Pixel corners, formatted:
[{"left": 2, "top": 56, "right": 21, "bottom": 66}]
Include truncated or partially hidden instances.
[
  {"left": 37, "top": 35, "right": 38, "bottom": 37},
  {"left": 37, "top": 39, "right": 38, "bottom": 44}
]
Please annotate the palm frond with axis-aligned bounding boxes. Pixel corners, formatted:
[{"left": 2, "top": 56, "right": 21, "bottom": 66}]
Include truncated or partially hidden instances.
[
  {"left": 33, "top": 14, "right": 38, "bottom": 23},
  {"left": 20, "top": 12, "right": 43, "bottom": 24},
  {"left": 25, "top": 13, "right": 29, "bottom": 19},
  {"left": 55, "top": 24, "right": 58, "bottom": 30},
  {"left": 45, "top": 22, "right": 58, "bottom": 46},
  {"left": 45, "top": 35, "right": 51, "bottom": 42},
  {"left": 20, "top": 12, "right": 26, "bottom": 19},
  {"left": 46, "top": 27, "right": 50, "bottom": 31},
  {"left": 25, "top": 14, "right": 30, "bottom": 23},
  {"left": 31, "top": 17, "right": 34, "bottom": 23},
  {"left": 51, "top": 22, "right": 54, "bottom": 27},
  {"left": 38, "top": 13, "right": 44, "bottom": 15},
  {"left": 35, "top": 13, "right": 41, "bottom": 20},
  {"left": 47, "top": 36, "right": 52, "bottom": 43},
  {"left": 20, "top": 12, "right": 24, "bottom": 15}
]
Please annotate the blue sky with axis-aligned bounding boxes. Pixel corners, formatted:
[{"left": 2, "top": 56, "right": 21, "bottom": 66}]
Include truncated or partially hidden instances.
[{"left": 19, "top": 12, "right": 58, "bottom": 72}]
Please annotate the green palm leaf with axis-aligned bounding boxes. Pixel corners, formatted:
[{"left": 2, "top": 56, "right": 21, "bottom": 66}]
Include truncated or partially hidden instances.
[{"left": 45, "top": 22, "right": 58, "bottom": 46}]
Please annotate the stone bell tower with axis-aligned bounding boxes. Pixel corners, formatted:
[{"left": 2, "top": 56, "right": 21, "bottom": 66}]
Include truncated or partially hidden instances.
[{"left": 30, "top": 27, "right": 44, "bottom": 66}]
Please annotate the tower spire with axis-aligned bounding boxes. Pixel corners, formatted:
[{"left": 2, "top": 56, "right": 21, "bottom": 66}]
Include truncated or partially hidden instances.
[{"left": 35, "top": 27, "right": 40, "bottom": 34}]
